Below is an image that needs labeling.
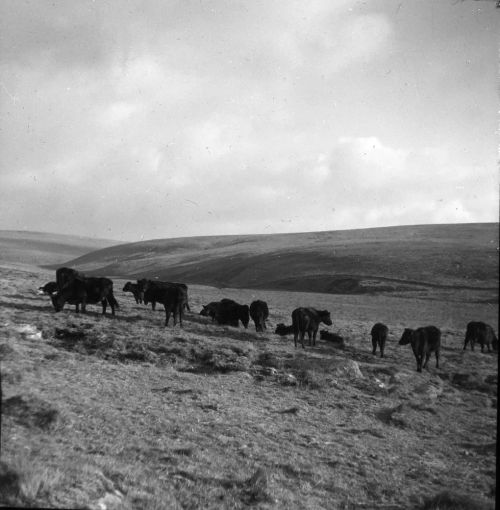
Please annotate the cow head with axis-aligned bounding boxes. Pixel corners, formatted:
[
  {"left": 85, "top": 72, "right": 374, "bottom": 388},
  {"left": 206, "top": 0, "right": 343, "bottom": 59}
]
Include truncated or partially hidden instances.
[
  {"left": 398, "top": 328, "right": 414, "bottom": 345},
  {"left": 318, "top": 310, "right": 333, "bottom": 326},
  {"left": 200, "top": 305, "right": 209, "bottom": 316},
  {"left": 123, "top": 282, "right": 133, "bottom": 292},
  {"left": 50, "top": 292, "right": 65, "bottom": 312}
]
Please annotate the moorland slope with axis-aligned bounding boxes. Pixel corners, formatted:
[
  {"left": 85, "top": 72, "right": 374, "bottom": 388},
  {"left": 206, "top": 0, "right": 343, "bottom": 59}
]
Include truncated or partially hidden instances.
[
  {"left": 57, "top": 223, "right": 498, "bottom": 296},
  {"left": 0, "top": 230, "right": 118, "bottom": 266}
]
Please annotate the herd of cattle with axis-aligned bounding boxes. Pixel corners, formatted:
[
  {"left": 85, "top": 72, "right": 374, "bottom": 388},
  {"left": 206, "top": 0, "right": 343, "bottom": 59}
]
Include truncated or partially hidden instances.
[{"left": 37, "top": 268, "right": 498, "bottom": 373}]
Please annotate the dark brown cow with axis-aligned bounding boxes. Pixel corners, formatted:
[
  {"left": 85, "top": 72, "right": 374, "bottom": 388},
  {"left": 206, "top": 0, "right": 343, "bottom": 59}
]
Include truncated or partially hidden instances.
[
  {"left": 51, "top": 276, "right": 118, "bottom": 315},
  {"left": 291, "top": 307, "right": 332, "bottom": 348},
  {"left": 123, "top": 282, "right": 142, "bottom": 304},
  {"left": 137, "top": 279, "right": 190, "bottom": 312},
  {"left": 215, "top": 299, "right": 250, "bottom": 328},
  {"left": 275, "top": 323, "right": 294, "bottom": 336},
  {"left": 371, "top": 323, "right": 389, "bottom": 358},
  {"left": 249, "top": 300, "right": 269, "bottom": 332},
  {"left": 142, "top": 280, "right": 185, "bottom": 327},
  {"left": 200, "top": 302, "right": 221, "bottom": 322},
  {"left": 399, "top": 326, "right": 441, "bottom": 372},
  {"left": 319, "top": 330, "right": 345, "bottom": 348},
  {"left": 463, "top": 321, "right": 498, "bottom": 353}
]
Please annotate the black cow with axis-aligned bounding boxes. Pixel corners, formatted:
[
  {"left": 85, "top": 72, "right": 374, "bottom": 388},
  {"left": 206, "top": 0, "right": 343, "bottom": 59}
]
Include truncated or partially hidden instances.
[
  {"left": 399, "top": 326, "right": 441, "bottom": 372},
  {"left": 463, "top": 321, "right": 498, "bottom": 353},
  {"left": 291, "top": 307, "right": 333, "bottom": 348},
  {"left": 51, "top": 276, "right": 118, "bottom": 315},
  {"left": 215, "top": 299, "right": 249, "bottom": 328},
  {"left": 319, "top": 330, "right": 345, "bottom": 348},
  {"left": 275, "top": 323, "right": 294, "bottom": 336},
  {"left": 137, "top": 279, "right": 190, "bottom": 312},
  {"left": 371, "top": 323, "right": 389, "bottom": 358},
  {"left": 56, "top": 267, "right": 85, "bottom": 291},
  {"left": 249, "top": 300, "right": 269, "bottom": 332},
  {"left": 123, "top": 282, "right": 142, "bottom": 304},
  {"left": 38, "top": 281, "right": 58, "bottom": 295},
  {"left": 142, "top": 280, "right": 185, "bottom": 327},
  {"left": 200, "top": 302, "right": 221, "bottom": 322}
]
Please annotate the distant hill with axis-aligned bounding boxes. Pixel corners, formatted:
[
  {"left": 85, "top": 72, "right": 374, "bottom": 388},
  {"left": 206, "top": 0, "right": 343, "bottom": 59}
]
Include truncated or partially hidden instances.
[
  {"left": 0, "top": 231, "right": 119, "bottom": 266},
  {"left": 56, "top": 223, "right": 499, "bottom": 295}
]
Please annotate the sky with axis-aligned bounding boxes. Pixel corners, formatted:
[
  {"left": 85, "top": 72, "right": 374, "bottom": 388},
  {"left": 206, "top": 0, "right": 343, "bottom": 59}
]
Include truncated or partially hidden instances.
[{"left": 0, "top": 0, "right": 498, "bottom": 242}]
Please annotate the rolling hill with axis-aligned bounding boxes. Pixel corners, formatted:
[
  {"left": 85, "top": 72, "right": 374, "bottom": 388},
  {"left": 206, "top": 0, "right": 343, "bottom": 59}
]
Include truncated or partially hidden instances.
[
  {"left": 55, "top": 223, "right": 498, "bottom": 295},
  {"left": 0, "top": 230, "right": 118, "bottom": 266}
]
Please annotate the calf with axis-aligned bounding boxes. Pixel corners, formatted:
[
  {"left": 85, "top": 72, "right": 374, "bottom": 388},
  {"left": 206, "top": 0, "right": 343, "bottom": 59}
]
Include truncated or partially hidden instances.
[
  {"left": 200, "top": 302, "right": 221, "bottom": 322},
  {"left": 275, "top": 323, "right": 294, "bottom": 336},
  {"left": 123, "top": 282, "right": 142, "bottom": 304},
  {"left": 215, "top": 299, "right": 250, "bottom": 328},
  {"left": 51, "top": 276, "right": 118, "bottom": 315},
  {"left": 399, "top": 326, "right": 441, "bottom": 372},
  {"left": 371, "top": 323, "right": 389, "bottom": 358},
  {"left": 249, "top": 300, "right": 269, "bottom": 332},
  {"left": 463, "top": 321, "right": 498, "bottom": 353},
  {"left": 38, "top": 281, "right": 58, "bottom": 295},
  {"left": 291, "top": 307, "right": 333, "bottom": 348},
  {"left": 319, "top": 330, "right": 345, "bottom": 349},
  {"left": 142, "top": 280, "right": 185, "bottom": 327}
]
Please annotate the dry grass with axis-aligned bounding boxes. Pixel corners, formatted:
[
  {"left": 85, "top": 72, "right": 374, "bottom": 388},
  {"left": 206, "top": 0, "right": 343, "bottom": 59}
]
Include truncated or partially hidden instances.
[{"left": 1, "top": 263, "right": 497, "bottom": 509}]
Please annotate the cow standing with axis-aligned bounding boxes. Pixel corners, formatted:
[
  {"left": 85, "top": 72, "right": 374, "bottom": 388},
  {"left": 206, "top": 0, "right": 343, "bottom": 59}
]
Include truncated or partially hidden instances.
[
  {"left": 249, "top": 300, "right": 269, "bottom": 332},
  {"left": 291, "top": 307, "right": 332, "bottom": 348},
  {"left": 215, "top": 299, "right": 250, "bottom": 328},
  {"left": 463, "top": 321, "right": 498, "bottom": 353},
  {"left": 371, "top": 323, "right": 389, "bottom": 358},
  {"left": 141, "top": 280, "right": 185, "bottom": 327},
  {"left": 123, "top": 282, "right": 142, "bottom": 304},
  {"left": 51, "top": 276, "right": 118, "bottom": 315},
  {"left": 137, "top": 279, "right": 190, "bottom": 312},
  {"left": 200, "top": 302, "right": 221, "bottom": 322},
  {"left": 399, "top": 326, "right": 441, "bottom": 372}
]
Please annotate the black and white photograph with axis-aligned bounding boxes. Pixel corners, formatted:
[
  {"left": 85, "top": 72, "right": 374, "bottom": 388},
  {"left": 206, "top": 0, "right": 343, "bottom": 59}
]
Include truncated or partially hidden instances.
[{"left": 0, "top": 1, "right": 498, "bottom": 508}]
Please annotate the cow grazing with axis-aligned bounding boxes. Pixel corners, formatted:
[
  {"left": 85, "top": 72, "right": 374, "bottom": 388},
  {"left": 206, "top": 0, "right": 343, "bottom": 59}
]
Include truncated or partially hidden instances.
[
  {"left": 200, "top": 302, "right": 221, "bottom": 322},
  {"left": 291, "top": 307, "right": 333, "bottom": 348},
  {"left": 319, "top": 330, "right": 345, "bottom": 348},
  {"left": 463, "top": 321, "right": 498, "bottom": 353},
  {"left": 399, "top": 326, "right": 441, "bottom": 372},
  {"left": 275, "top": 323, "right": 294, "bottom": 336},
  {"left": 38, "top": 281, "right": 58, "bottom": 296},
  {"left": 215, "top": 299, "right": 250, "bottom": 328},
  {"left": 371, "top": 323, "right": 389, "bottom": 358},
  {"left": 141, "top": 280, "right": 185, "bottom": 327},
  {"left": 123, "top": 282, "right": 142, "bottom": 304},
  {"left": 137, "top": 279, "right": 190, "bottom": 312},
  {"left": 249, "top": 300, "right": 269, "bottom": 332},
  {"left": 55, "top": 267, "right": 85, "bottom": 291},
  {"left": 51, "top": 276, "right": 118, "bottom": 315}
]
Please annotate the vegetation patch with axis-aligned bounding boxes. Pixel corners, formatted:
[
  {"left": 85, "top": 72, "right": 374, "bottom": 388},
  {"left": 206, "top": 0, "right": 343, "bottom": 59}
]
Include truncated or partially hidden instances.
[{"left": 3, "top": 395, "right": 60, "bottom": 431}]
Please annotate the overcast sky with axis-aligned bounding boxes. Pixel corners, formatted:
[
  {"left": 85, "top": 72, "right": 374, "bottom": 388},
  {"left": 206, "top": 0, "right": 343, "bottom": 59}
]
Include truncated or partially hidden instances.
[{"left": 0, "top": 0, "right": 498, "bottom": 242}]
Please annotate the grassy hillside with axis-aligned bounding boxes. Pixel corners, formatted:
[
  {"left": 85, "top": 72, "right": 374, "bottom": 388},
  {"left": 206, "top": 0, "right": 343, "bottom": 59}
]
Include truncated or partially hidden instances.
[
  {"left": 59, "top": 223, "right": 498, "bottom": 296},
  {"left": 1, "top": 264, "right": 497, "bottom": 509},
  {"left": 0, "top": 231, "right": 119, "bottom": 267}
]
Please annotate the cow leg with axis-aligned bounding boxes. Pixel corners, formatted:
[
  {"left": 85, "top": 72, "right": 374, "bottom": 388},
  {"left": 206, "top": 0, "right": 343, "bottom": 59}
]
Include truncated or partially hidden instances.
[
  {"left": 75, "top": 303, "right": 79, "bottom": 313},
  {"left": 372, "top": 338, "right": 377, "bottom": 355},
  {"left": 164, "top": 304, "right": 170, "bottom": 326},
  {"left": 470, "top": 340, "right": 475, "bottom": 351},
  {"left": 300, "top": 332, "right": 306, "bottom": 349},
  {"left": 435, "top": 351, "right": 440, "bottom": 368},
  {"left": 463, "top": 340, "right": 468, "bottom": 351},
  {"left": 294, "top": 333, "right": 298, "bottom": 348},
  {"left": 380, "top": 340, "right": 385, "bottom": 358},
  {"left": 480, "top": 344, "right": 484, "bottom": 353},
  {"left": 422, "top": 351, "right": 431, "bottom": 369},
  {"left": 312, "top": 330, "right": 318, "bottom": 347},
  {"left": 101, "top": 299, "right": 107, "bottom": 315}
]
